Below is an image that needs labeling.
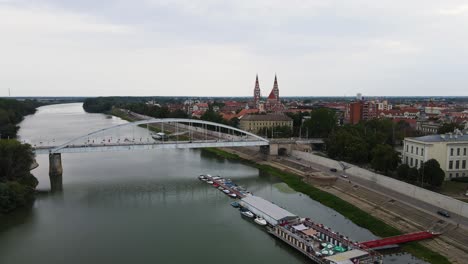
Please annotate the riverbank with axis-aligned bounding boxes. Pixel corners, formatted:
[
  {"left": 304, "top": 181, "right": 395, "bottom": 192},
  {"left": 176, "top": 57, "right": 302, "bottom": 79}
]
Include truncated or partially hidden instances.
[{"left": 202, "top": 148, "right": 451, "bottom": 264}]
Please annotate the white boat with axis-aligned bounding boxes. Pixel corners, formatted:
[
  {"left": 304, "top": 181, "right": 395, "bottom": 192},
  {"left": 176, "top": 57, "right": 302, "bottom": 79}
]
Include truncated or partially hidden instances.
[
  {"left": 254, "top": 217, "right": 267, "bottom": 226},
  {"left": 207, "top": 181, "right": 214, "bottom": 184},
  {"left": 212, "top": 176, "right": 221, "bottom": 180},
  {"left": 229, "top": 193, "right": 237, "bottom": 198},
  {"left": 241, "top": 210, "right": 254, "bottom": 218},
  {"left": 223, "top": 189, "right": 230, "bottom": 194},
  {"left": 200, "top": 178, "right": 208, "bottom": 181},
  {"left": 218, "top": 186, "right": 224, "bottom": 190}
]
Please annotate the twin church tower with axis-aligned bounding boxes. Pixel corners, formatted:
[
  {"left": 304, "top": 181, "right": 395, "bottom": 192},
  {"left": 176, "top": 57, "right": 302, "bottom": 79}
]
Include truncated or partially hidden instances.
[{"left": 253, "top": 74, "right": 283, "bottom": 111}]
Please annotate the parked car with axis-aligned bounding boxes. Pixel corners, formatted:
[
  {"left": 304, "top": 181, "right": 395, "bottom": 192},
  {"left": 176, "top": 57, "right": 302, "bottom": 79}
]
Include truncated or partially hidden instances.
[
  {"left": 330, "top": 168, "right": 337, "bottom": 172},
  {"left": 340, "top": 174, "right": 348, "bottom": 178},
  {"left": 437, "top": 210, "right": 450, "bottom": 218}
]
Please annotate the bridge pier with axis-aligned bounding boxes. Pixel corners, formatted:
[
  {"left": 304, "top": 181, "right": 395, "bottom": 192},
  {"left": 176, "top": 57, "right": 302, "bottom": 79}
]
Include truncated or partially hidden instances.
[{"left": 49, "top": 153, "right": 63, "bottom": 192}]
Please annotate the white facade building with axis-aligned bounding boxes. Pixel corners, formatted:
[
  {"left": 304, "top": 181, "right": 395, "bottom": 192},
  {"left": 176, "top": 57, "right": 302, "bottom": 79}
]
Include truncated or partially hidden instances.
[{"left": 402, "top": 130, "right": 468, "bottom": 180}]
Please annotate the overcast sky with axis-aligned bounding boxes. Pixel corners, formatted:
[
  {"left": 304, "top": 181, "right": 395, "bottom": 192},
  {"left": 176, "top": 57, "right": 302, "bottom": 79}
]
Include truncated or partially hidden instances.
[{"left": 1, "top": 0, "right": 468, "bottom": 97}]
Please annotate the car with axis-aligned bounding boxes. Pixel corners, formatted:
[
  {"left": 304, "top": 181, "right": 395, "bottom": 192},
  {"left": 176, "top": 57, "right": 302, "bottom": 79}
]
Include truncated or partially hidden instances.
[
  {"left": 437, "top": 210, "right": 450, "bottom": 218},
  {"left": 330, "top": 168, "right": 337, "bottom": 172},
  {"left": 340, "top": 174, "right": 348, "bottom": 178}
]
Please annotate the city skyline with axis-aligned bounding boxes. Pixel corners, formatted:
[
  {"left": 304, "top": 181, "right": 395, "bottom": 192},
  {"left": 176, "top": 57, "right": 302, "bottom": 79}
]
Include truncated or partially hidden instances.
[{"left": 1, "top": 1, "right": 468, "bottom": 97}]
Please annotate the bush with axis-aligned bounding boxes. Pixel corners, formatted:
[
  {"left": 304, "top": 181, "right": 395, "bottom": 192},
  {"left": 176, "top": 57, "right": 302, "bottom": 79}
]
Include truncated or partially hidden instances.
[
  {"left": 0, "top": 181, "right": 34, "bottom": 213},
  {"left": 451, "top": 177, "right": 468, "bottom": 183}
]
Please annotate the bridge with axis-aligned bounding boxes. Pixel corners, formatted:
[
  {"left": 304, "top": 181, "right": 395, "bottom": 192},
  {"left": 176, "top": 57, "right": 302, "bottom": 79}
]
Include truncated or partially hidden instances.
[
  {"left": 360, "top": 231, "right": 440, "bottom": 248},
  {"left": 32, "top": 118, "right": 270, "bottom": 192},
  {"left": 33, "top": 118, "right": 269, "bottom": 154}
]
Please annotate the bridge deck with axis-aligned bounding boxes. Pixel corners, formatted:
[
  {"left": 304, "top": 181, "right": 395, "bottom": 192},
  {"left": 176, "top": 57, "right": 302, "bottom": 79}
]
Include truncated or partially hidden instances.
[{"left": 33, "top": 140, "right": 269, "bottom": 154}]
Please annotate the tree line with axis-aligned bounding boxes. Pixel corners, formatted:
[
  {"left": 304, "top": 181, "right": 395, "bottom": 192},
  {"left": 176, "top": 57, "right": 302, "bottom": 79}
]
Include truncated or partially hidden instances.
[
  {"left": 0, "top": 98, "right": 41, "bottom": 139},
  {"left": 0, "top": 98, "right": 40, "bottom": 213}
]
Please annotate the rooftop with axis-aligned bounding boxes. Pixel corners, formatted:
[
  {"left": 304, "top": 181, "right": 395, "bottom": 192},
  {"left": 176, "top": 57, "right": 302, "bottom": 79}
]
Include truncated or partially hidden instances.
[
  {"left": 323, "top": 249, "right": 369, "bottom": 262},
  {"left": 241, "top": 195, "right": 297, "bottom": 221},
  {"left": 408, "top": 133, "right": 468, "bottom": 143},
  {"left": 240, "top": 114, "right": 292, "bottom": 122}
]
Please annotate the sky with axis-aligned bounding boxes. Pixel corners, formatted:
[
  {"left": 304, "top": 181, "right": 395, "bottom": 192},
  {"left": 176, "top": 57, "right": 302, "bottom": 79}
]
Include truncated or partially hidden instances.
[{"left": 1, "top": 0, "right": 468, "bottom": 97}]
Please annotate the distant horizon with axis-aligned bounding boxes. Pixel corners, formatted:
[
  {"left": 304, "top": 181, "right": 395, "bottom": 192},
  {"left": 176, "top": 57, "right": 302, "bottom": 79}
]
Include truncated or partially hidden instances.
[{"left": 4, "top": 95, "right": 468, "bottom": 99}]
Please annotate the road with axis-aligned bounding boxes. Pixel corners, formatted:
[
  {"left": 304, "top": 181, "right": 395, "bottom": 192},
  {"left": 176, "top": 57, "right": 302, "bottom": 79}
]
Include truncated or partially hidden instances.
[{"left": 283, "top": 155, "right": 468, "bottom": 229}]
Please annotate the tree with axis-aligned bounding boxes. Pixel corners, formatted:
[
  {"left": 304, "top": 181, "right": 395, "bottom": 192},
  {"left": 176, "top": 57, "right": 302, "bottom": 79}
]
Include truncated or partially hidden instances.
[
  {"left": 0, "top": 140, "right": 38, "bottom": 213},
  {"left": 303, "top": 108, "right": 337, "bottom": 138},
  {"left": 201, "top": 109, "right": 223, "bottom": 124},
  {"left": 397, "top": 164, "right": 410, "bottom": 180},
  {"left": 326, "top": 129, "right": 369, "bottom": 164},
  {"left": 437, "top": 123, "right": 463, "bottom": 134},
  {"left": 370, "top": 144, "right": 400, "bottom": 175},
  {"left": 419, "top": 159, "right": 445, "bottom": 188},
  {"left": 407, "top": 168, "right": 420, "bottom": 183}
]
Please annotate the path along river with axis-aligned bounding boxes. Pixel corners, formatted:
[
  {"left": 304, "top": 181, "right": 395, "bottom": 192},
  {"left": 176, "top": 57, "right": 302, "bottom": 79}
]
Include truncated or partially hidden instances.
[{"left": 0, "top": 103, "right": 427, "bottom": 264}]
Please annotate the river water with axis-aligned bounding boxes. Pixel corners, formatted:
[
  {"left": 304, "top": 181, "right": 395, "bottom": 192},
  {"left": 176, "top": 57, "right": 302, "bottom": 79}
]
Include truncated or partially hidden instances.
[{"left": 0, "top": 103, "right": 426, "bottom": 264}]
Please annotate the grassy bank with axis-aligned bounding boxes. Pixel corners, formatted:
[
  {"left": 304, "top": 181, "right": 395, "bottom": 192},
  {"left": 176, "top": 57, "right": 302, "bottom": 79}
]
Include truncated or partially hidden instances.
[
  {"left": 108, "top": 108, "right": 135, "bottom": 122},
  {"left": 202, "top": 148, "right": 451, "bottom": 264}
]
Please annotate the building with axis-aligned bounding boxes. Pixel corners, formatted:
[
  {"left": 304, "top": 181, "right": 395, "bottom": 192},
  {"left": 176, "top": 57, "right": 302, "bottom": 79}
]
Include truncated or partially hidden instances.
[
  {"left": 416, "top": 120, "right": 442, "bottom": 135},
  {"left": 253, "top": 74, "right": 261, "bottom": 108},
  {"left": 239, "top": 195, "right": 298, "bottom": 226},
  {"left": 239, "top": 113, "right": 293, "bottom": 134},
  {"left": 345, "top": 101, "right": 363, "bottom": 124},
  {"left": 402, "top": 130, "right": 468, "bottom": 180},
  {"left": 362, "top": 101, "right": 377, "bottom": 120},
  {"left": 265, "top": 75, "right": 284, "bottom": 111},
  {"left": 377, "top": 100, "right": 393, "bottom": 111}
]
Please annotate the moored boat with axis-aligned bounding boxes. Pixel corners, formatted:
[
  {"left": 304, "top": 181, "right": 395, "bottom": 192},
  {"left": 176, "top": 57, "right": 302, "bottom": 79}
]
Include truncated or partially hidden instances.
[
  {"left": 231, "top": 202, "right": 240, "bottom": 208},
  {"left": 241, "top": 210, "right": 254, "bottom": 218},
  {"left": 207, "top": 181, "right": 213, "bottom": 184},
  {"left": 254, "top": 217, "right": 267, "bottom": 226},
  {"left": 229, "top": 193, "right": 237, "bottom": 198},
  {"left": 223, "top": 189, "right": 230, "bottom": 194}
]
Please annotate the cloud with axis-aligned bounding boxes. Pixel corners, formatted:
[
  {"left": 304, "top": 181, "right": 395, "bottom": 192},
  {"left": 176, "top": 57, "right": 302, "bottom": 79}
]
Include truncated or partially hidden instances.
[
  {"left": 439, "top": 5, "right": 468, "bottom": 16},
  {"left": 1, "top": 1, "right": 468, "bottom": 97},
  {"left": 0, "top": 5, "right": 131, "bottom": 35}
]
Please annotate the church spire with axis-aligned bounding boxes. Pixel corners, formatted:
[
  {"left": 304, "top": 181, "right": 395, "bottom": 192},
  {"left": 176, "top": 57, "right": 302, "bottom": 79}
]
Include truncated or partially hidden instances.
[
  {"left": 253, "top": 74, "right": 261, "bottom": 106},
  {"left": 272, "top": 74, "right": 279, "bottom": 100}
]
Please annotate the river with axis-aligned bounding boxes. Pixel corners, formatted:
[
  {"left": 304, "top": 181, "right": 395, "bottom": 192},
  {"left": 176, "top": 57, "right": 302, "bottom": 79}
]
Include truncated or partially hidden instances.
[{"left": 0, "top": 103, "right": 427, "bottom": 264}]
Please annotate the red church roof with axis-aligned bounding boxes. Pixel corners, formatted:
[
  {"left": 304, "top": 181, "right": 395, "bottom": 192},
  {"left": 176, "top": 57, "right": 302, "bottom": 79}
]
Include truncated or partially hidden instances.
[{"left": 267, "top": 90, "right": 276, "bottom": 100}]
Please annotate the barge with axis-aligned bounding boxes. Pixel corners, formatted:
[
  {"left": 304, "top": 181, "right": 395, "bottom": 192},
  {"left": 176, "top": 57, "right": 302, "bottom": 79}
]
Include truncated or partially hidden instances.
[{"left": 239, "top": 195, "right": 383, "bottom": 264}]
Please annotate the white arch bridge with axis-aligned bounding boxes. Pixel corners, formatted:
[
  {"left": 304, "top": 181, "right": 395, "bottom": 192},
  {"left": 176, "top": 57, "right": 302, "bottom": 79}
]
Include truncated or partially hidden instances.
[
  {"left": 33, "top": 118, "right": 270, "bottom": 155},
  {"left": 34, "top": 118, "right": 270, "bottom": 192}
]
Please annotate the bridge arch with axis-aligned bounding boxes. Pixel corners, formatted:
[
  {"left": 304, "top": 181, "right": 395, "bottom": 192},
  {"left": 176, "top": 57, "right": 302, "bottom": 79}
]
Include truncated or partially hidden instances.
[{"left": 50, "top": 118, "right": 269, "bottom": 153}]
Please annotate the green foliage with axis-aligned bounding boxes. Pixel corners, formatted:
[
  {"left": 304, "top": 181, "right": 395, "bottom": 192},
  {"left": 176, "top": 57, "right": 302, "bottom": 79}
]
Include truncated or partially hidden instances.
[
  {"left": 83, "top": 97, "right": 116, "bottom": 113},
  {"left": 397, "top": 164, "right": 410, "bottom": 180},
  {"left": 0, "top": 140, "right": 35, "bottom": 180},
  {"left": 451, "top": 177, "right": 468, "bottom": 183},
  {"left": 408, "top": 168, "right": 420, "bottom": 183},
  {"left": 201, "top": 109, "right": 223, "bottom": 123},
  {"left": 0, "top": 98, "right": 40, "bottom": 139},
  {"left": 370, "top": 144, "right": 400, "bottom": 175},
  {"left": 0, "top": 139, "right": 38, "bottom": 213},
  {"left": 326, "top": 118, "right": 414, "bottom": 169},
  {"left": 168, "top": 109, "right": 188, "bottom": 119},
  {"left": 303, "top": 108, "right": 337, "bottom": 138},
  {"left": 326, "top": 129, "right": 369, "bottom": 163},
  {"left": 420, "top": 159, "right": 445, "bottom": 187},
  {"left": 437, "top": 122, "right": 463, "bottom": 134}
]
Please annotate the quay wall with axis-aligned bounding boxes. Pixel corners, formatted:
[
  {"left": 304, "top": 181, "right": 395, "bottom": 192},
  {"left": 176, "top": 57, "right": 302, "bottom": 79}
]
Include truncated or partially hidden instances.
[{"left": 291, "top": 150, "right": 468, "bottom": 218}]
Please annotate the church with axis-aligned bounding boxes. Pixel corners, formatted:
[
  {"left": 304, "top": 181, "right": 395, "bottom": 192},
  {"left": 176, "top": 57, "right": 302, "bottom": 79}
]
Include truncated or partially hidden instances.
[{"left": 252, "top": 75, "right": 284, "bottom": 112}]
